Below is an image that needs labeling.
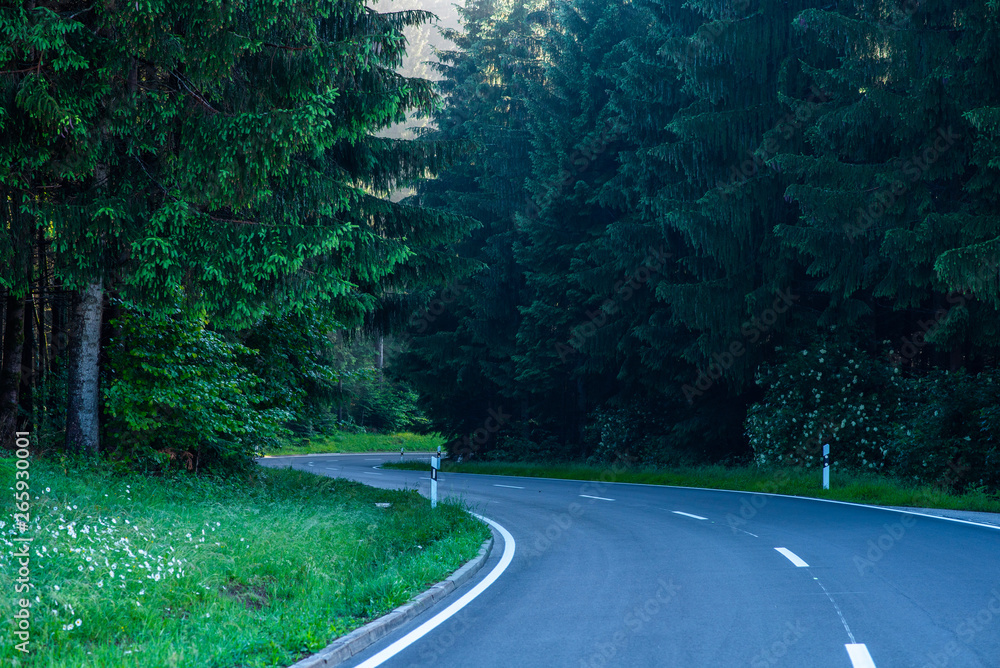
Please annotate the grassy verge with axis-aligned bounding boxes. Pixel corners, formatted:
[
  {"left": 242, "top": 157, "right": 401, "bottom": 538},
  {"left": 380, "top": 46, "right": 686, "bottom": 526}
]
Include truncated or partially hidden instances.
[
  {"left": 266, "top": 432, "right": 445, "bottom": 456},
  {"left": 1, "top": 456, "right": 488, "bottom": 668},
  {"left": 382, "top": 460, "right": 1000, "bottom": 514}
]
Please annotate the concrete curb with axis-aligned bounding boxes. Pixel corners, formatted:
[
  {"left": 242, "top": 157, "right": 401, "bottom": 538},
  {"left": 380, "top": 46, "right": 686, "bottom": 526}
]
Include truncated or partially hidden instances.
[{"left": 288, "top": 533, "right": 496, "bottom": 668}]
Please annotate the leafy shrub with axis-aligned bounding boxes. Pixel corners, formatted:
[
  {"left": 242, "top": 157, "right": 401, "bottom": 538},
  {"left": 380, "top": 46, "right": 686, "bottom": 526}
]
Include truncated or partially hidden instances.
[
  {"left": 239, "top": 308, "right": 340, "bottom": 437},
  {"left": 104, "top": 307, "right": 291, "bottom": 473},
  {"left": 583, "top": 406, "right": 636, "bottom": 464},
  {"left": 889, "top": 369, "right": 1000, "bottom": 493},
  {"left": 583, "top": 404, "right": 706, "bottom": 467},
  {"left": 351, "top": 373, "right": 427, "bottom": 433},
  {"left": 746, "top": 338, "right": 901, "bottom": 470}
]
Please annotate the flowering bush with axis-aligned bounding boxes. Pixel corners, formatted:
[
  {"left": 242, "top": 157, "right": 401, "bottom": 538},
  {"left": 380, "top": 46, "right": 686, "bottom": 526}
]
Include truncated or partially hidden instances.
[{"left": 746, "top": 338, "right": 901, "bottom": 470}]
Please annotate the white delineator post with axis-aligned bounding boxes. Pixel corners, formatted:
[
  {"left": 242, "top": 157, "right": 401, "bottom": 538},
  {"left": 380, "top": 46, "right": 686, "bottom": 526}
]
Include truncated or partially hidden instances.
[
  {"left": 430, "top": 456, "right": 439, "bottom": 509},
  {"left": 822, "top": 443, "right": 830, "bottom": 490}
]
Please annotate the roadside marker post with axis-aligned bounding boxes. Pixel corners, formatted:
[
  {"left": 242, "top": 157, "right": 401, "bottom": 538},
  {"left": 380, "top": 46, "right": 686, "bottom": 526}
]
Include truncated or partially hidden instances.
[
  {"left": 430, "top": 456, "right": 439, "bottom": 509},
  {"left": 822, "top": 443, "right": 830, "bottom": 490}
]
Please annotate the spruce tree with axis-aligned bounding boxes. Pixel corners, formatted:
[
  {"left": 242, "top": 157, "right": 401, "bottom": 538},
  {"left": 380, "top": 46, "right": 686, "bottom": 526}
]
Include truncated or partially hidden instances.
[
  {"left": 393, "top": 0, "right": 543, "bottom": 454},
  {"left": 776, "top": 0, "right": 1000, "bottom": 366}
]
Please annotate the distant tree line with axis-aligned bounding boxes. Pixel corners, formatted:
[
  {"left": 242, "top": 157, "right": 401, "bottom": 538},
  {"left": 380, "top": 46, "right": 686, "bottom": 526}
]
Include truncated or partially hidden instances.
[{"left": 393, "top": 0, "right": 1000, "bottom": 490}]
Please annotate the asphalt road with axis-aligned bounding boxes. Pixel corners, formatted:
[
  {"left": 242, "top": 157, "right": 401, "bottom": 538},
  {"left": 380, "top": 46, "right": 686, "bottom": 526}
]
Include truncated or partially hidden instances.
[{"left": 258, "top": 453, "right": 1000, "bottom": 668}]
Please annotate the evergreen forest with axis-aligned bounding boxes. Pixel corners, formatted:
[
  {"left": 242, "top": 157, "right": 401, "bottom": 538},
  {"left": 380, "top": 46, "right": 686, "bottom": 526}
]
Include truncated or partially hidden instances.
[{"left": 3, "top": 0, "right": 1000, "bottom": 493}]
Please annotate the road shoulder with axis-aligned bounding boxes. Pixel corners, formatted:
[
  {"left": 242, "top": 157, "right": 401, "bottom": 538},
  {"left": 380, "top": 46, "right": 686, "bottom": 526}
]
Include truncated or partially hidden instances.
[
  {"left": 882, "top": 505, "right": 1000, "bottom": 528},
  {"left": 288, "top": 532, "right": 495, "bottom": 668}
]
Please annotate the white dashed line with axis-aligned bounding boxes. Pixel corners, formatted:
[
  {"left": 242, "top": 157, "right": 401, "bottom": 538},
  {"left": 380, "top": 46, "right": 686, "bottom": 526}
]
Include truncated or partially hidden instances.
[
  {"left": 671, "top": 511, "right": 707, "bottom": 520},
  {"left": 362, "top": 472, "right": 383, "bottom": 476},
  {"left": 846, "top": 643, "right": 877, "bottom": 667},
  {"left": 579, "top": 494, "right": 614, "bottom": 501},
  {"left": 774, "top": 547, "right": 809, "bottom": 567},
  {"left": 494, "top": 484, "right": 525, "bottom": 489}
]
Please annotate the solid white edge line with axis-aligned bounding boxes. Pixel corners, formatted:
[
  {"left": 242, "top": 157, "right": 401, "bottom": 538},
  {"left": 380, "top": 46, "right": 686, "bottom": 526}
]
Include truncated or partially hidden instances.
[
  {"left": 579, "top": 494, "right": 615, "bottom": 501},
  {"left": 845, "top": 643, "right": 877, "bottom": 667},
  {"left": 351, "top": 514, "right": 515, "bottom": 668},
  {"left": 775, "top": 547, "right": 809, "bottom": 567},
  {"left": 672, "top": 511, "right": 708, "bottom": 520}
]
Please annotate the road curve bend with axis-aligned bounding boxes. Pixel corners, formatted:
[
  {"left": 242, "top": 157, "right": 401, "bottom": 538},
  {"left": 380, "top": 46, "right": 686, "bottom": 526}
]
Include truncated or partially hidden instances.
[{"left": 259, "top": 454, "right": 1000, "bottom": 668}]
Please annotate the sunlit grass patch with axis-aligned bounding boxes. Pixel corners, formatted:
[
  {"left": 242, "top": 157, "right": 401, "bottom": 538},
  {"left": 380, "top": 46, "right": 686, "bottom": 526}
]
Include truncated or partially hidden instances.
[{"left": 0, "top": 457, "right": 487, "bottom": 668}]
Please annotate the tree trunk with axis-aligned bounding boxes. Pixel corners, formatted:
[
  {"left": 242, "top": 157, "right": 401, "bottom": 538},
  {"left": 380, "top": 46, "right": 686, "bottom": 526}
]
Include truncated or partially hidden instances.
[
  {"left": 36, "top": 225, "right": 48, "bottom": 388},
  {"left": 98, "top": 293, "right": 119, "bottom": 445},
  {"left": 0, "top": 294, "right": 25, "bottom": 448},
  {"left": 65, "top": 281, "right": 104, "bottom": 456},
  {"left": 50, "top": 291, "right": 67, "bottom": 369},
  {"left": 18, "top": 290, "right": 34, "bottom": 432}
]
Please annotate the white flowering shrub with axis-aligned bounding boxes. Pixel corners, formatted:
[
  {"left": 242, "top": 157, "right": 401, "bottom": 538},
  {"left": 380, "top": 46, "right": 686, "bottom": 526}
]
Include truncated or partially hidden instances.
[
  {"left": 746, "top": 338, "right": 901, "bottom": 470},
  {"left": 584, "top": 406, "right": 636, "bottom": 464}
]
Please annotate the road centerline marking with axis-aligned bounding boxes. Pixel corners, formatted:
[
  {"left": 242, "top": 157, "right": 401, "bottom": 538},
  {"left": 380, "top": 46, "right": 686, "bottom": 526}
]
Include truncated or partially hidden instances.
[
  {"left": 579, "top": 494, "right": 614, "bottom": 501},
  {"left": 671, "top": 511, "right": 708, "bottom": 520},
  {"left": 845, "top": 643, "right": 876, "bottom": 667},
  {"left": 493, "top": 484, "right": 524, "bottom": 489},
  {"left": 814, "top": 576, "right": 856, "bottom": 643},
  {"left": 775, "top": 547, "right": 809, "bottom": 567}
]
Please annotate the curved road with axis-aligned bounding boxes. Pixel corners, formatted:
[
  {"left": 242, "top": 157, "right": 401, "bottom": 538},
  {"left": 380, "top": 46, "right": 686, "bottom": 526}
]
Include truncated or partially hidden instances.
[{"left": 259, "top": 453, "right": 1000, "bottom": 668}]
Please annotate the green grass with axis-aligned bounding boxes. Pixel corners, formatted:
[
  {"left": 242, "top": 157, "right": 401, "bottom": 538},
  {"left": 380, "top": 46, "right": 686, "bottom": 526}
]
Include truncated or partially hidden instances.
[
  {"left": 382, "top": 460, "right": 1000, "bottom": 514},
  {"left": 266, "top": 431, "right": 445, "bottom": 456},
  {"left": 0, "top": 456, "right": 488, "bottom": 668}
]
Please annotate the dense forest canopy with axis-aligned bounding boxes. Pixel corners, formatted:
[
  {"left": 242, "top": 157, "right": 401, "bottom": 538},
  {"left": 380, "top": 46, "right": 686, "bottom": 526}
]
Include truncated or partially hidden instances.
[
  {"left": 392, "top": 0, "right": 1000, "bottom": 491},
  {"left": 3, "top": 0, "right": 999, "bottom": 492}
]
